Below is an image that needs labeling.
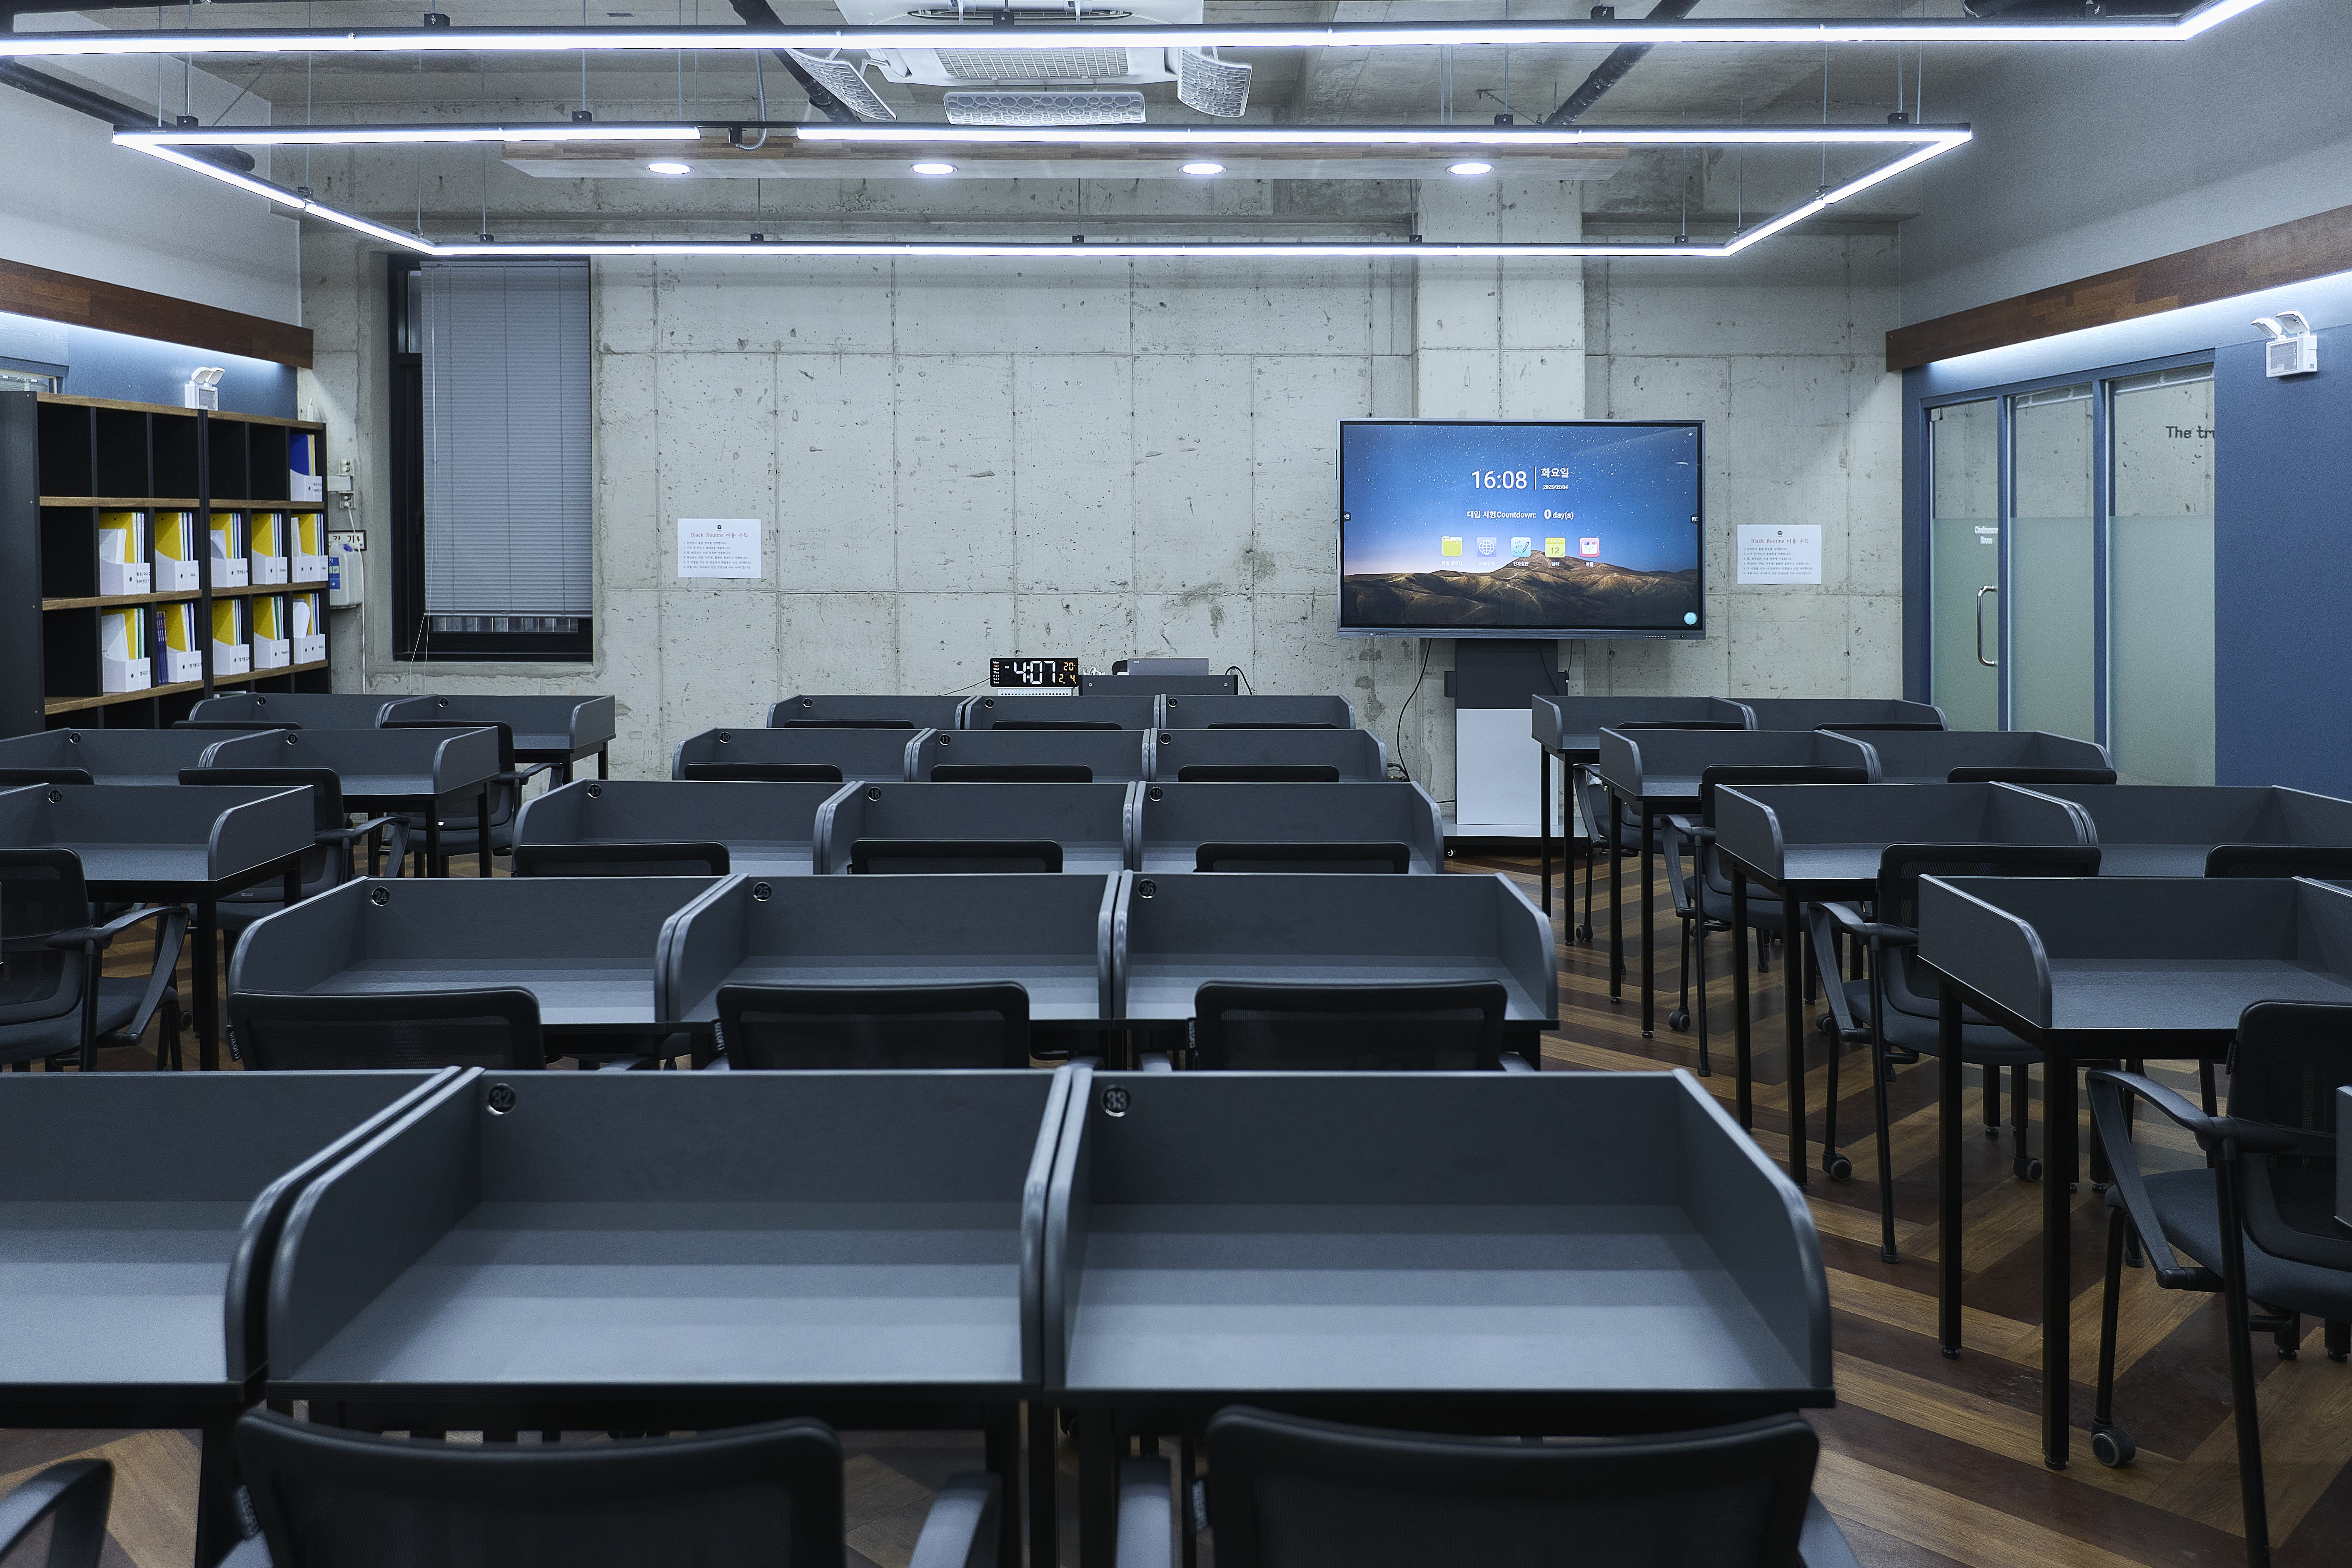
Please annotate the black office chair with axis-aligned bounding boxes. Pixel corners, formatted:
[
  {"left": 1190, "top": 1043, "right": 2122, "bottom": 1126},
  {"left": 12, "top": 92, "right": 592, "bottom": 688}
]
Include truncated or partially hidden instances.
[
  {"left": 0, "top": 1459, "right": 112, "bottom": 1568},
  {"left": 179, "top": 768, "right": 409, "bottom": 925},
  {"left": 2205, "top": 845, "right": 2352, "bottom": 880},
  {"left": 715, "top": 982, "right": 1033, "bottom": 1068},
  {"left": 1813, "top": 844, "right": 2101, "bottom": 1266},
  {"left": 1661, "top": 766, "right": 1871, "bottom": 1072},
  {"left": 2087, "top": 1002, "right": 2352, "bottom": 1568},
  {"left": 682, "top": 762, "right": 846, "bottom": 783},
  {"left": 0, "top": 768, "right": 95, "bottom": 786},
  {"left": 1194, "top": 842, "right": 1410, "bottom": 874},
  {"left": 1112, "top": 1406, "right": 1838, "bottom": 1568},
  {"left": 1188, "top": 981, "right": 1522, "bottom": 1071},
  {"left": 385, "top": 720, "right": 555, "bottom": 874},
  {"left": 0, "top": 849, "right": 185, "bottom": 1073},
  {"left": 171, "top": 720, "right": 301, "bottom": 732},
  {"left": 773, "top": 718, "right": 916, "bottom": 729},
  {"left": 1175, "top": 765, "right": 1342, "bottom": 783},
  {"left": 930, "top": 763, "right": 1093, "bottom": 783},
  {"left": 848, "top": 839, "right": 1062, "bottom": 874},
  {"left": 226, "top": 1409, "right": 1000, "bottom": 1568},
  {"left": 1205, "top": 721, "right": 1338, "bottom": 730},
  {"left": 1567, "top": 722, "right": 1743, "bottom": 945},
  {"left": 227, "top": 988, "right": 544, "bottom": 1072},
  {"left": 1945, "top": 765, "right": 2117, "bottom": 785},
  {"left": 993, "top": 719, "right": 1122, "bottom": 731},
  {"left": 512, "top": 842, "right": 731, "bottom": 877}
]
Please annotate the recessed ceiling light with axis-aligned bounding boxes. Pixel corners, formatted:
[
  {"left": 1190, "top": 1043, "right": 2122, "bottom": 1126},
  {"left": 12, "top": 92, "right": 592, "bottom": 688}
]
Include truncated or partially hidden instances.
[
  {"left": 647, "top": 160, "right": 692, "bottom": 174},
  {"left": 910, "top": 160, "right": 957, "bottom": 175},
  {"left": 1180, "top": 161, "right": 1224, "bottom": 176},
  {"left": 1448, "top": 161, "right": 1492, "bottom": 176}
]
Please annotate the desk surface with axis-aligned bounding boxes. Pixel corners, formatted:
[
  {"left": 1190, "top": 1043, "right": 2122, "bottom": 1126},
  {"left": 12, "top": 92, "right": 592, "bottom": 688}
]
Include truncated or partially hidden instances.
[
  {"left": 279, "top": 1199, "right": 1026, "bottom": 1397},
  {"left": 308, "top": 960, "right": 658, "bottom": 1030},
  {"left": 0, "top": 1200, "right": 249, "bottom": 1389},
  {"left": 2038, "top": 958, "right": 2352, "bottom": 1034},
  {"left": 1059, "top": 1201, "right": 1810, "bottom": 1398}
]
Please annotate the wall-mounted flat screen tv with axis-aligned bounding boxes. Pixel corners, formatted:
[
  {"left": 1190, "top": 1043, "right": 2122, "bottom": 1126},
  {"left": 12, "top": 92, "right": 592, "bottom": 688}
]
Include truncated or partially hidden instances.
[{"left": 1337, "top": 419, "right": 1705, "bottom": 639}]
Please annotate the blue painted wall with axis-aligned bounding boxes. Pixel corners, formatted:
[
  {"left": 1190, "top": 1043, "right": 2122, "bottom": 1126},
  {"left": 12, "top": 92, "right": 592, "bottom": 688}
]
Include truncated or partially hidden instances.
[{"left": 0, "top": 307, "right": 294, "bottom": 416}]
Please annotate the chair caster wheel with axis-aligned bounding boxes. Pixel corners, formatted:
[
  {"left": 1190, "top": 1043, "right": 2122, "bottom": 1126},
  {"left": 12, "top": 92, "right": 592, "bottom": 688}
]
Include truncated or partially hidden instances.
[
  {"left": 1667, "top": 1009, "right": 1690, "bottom": 1032},
  {"left": 2330, "top": 1350, "right": 2348, "bottom": 1364},
  {"left": 2016, "top": 1157, "right": 2043, "bottom": 1182},
  {"left": 1985, "top": 1126, "right": 2000, "bottom": 1141},
  {"left": 1823, "top": 1153, "right": 1853, "bottom": 1182},
  {"left": 2090, "top": 1427, "right": 2135, "bottom": 1467},
  {"left": 2278, "top": 1345, "right": 2298, "bottom": 1361},
  {"left": 1574, "top": 924, "right": 1592, "bottom": 942},
  {"left": 1817, "top": 1012, "right": 1836, "bottom": 1035}
]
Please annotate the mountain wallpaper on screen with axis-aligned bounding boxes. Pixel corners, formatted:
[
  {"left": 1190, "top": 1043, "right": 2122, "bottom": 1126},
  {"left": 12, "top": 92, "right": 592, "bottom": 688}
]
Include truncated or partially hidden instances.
[{"left": 1342, "top": 552, "right": 1699, "bottom": 629}]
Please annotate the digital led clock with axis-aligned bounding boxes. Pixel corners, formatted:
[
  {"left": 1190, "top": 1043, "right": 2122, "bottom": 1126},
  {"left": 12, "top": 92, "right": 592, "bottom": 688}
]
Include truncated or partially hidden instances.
[{"left": 989, "top": 657, "right": 1082, "bottom": 689}]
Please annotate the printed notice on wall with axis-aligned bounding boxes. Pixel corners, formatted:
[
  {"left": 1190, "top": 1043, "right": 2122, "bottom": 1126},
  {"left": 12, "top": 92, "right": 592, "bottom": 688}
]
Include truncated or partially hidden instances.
[
  {"left": 678, "top": 518, "right": 762, "bottom": 580},
  {"left": 1736, "top": 524, "right": 1823, "bottom": 585}
]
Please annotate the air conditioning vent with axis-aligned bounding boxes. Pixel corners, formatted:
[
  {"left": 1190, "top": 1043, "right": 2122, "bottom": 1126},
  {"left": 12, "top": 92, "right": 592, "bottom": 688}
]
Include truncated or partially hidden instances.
[
  {"left": 945, "top": 89, "right": 1146, "bottom": 125},
  {"left": 934, "top": 45, "right": 1135, "bottom": 79}
]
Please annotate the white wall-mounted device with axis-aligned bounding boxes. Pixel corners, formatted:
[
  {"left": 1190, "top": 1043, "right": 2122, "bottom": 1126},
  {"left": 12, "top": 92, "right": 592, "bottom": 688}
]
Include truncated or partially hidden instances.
[
  {"left": 182, "top": 366, "right": 224, "bottom": 409},
  {"left": 2254, "top": 311, "right": 2319, "bottom": 378}
]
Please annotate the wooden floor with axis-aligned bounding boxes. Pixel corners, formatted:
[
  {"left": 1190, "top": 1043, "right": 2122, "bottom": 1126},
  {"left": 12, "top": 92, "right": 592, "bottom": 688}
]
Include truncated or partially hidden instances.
[{"left": 13, "top": 847, "right": 2352, "bottom": 1567}]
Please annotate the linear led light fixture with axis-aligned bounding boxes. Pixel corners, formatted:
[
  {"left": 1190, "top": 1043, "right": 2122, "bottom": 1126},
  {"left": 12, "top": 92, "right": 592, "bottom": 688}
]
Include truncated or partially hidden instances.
[
  {"left": 117, "top": 122, "right": 699, "bottom": 148},
  {"left": 0, "top": 0, "right": 2272, "bottom": 59},
  {"left": 122, "top": 133, "right": 1954, "bottom": 259}
]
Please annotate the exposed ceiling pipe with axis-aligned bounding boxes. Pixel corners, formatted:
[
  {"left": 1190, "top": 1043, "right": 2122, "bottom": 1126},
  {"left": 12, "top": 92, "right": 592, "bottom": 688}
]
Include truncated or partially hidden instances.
[
  {"left": 0, "top": 60, "right": 257, "bottom": 171},
  {"left": 1542, "top": 0, "right": 1699, "bottom": 125},
  {"left": 724, "top": 0, "right": 863, "bottom": 123}
]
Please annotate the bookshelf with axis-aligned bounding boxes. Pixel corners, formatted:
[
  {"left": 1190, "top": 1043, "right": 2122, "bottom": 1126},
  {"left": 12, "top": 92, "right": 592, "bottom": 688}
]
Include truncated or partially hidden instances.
[{"left": 0, "top": 391, "right": 334, "bottom": 733}]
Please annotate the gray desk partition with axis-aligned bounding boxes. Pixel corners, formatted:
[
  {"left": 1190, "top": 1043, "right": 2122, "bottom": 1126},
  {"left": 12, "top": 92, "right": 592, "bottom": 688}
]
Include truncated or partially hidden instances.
[
  {"left": 231, "top": 874, "right": 733, "bottom": 1037},
  {"left": 1917, "top": 874, "right": 2352, "bottom": 1470},
  {"left": 813, "top": 782, "right": 1136, "bottom": 875},
  {"left": 1131, "top": 781, "right": 1446, "bottom": 874},
  {"left": 767, "top": 693, "right": 970, "bottom": 730},
  {"left": 1144, "top": 726, "right": 1389, "bottom": 783},
  {"left": 380, "top": 695, "right": 616, "bottom": 780},
  {"left": 909, "top": 728, "right": 1149, "bottom": 784},
  {"left": 514, "top": 778, "right": 838, "bottom": 878},
  {"left": 663, "top": 873, "right": 1118, "bottom": 1030},
  {"left": 0, "top": 726, "right": 227, "bottom": 785},
  {"left": 1155, "top": 693, "right": 1355, "bottom": 730},
  {"left": 1110, "top": 870, "right": 1556, "bottom": 1030},
  {"left": 0, "top": 782, "right": 314, "bottom": 1070},
  {"left": 670, "top": 725, "right": 918, "bottom": 784},
  {"left": 0, "top": 1069, "right": 452, "bottom": 1563},
  {"left": 187, "top": 692, "right": 406, "bottom": 728},
  {"left": 202, "top": 726, "right": 503, "bottom": 877},
  {"left": 1825, "top": 728, "right": 2111, "bottom": 785},
  {"left": 1530, "top": 694, "right": 1754, "bottom": 922},
  {"left": 266, "top": 1068, "right": 1071, "bottom": 1563},
  {"left": 965, "top": 694, "right": 1158, "bottom": 730},
  {"left": 1742, "top": 698, "right": 1945, "bottom": 732},
  {"left": 1711, "top": 782, "right": 2094, "bottom": 896},
  {"left": 2026, "top": 783, "right": 2352, "bottom": 877},
  {"left": 1043, "top": 1067, "right": 1830, "bottom": 1565}
]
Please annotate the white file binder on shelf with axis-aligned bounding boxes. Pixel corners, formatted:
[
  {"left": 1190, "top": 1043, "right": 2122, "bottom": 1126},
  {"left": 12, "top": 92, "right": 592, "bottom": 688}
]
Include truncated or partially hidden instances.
[
  {"left": 97, "top": 511, "right": 151, "bottom": 596},
  {"left": 100, "top": 606, "right": 152, "bottom": 694}
]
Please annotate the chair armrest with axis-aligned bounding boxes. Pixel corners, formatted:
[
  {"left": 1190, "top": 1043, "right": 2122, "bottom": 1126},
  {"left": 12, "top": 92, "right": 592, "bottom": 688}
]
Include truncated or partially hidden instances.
[
  {"left": 2085, "top": 1068, "right": 2250, "bottom": 1289},
  {"left": 1138, "top": 1051, "right": 1175, "bottom": 1072},
  {"left": 1499, "top": 1052, "right": 1536, "bottom": 1072},
  {"left": 1114, "top": 1456, "right": 1174, "bottom": 1568},
  {"left": 315, "top": 814, "right": 404, "bottom": 845},
  {"left": 45, "top": 902, "right": 185, "bottom": 951},
  {"left": 1664, "top": 814, "right": 1707, "bottom": 840},
  {"left": 907, "top": 1470, "right": 1001, "bottom": 1568},
  {"left": 1797, "top": 1495, "right": 1863, "bottom": 1568},
  {"left": 1816, "top": 900, "right": 1913, "bottom": 946},
  {"left": 500, "top": 762, "right": 557, "bottom": 787}
]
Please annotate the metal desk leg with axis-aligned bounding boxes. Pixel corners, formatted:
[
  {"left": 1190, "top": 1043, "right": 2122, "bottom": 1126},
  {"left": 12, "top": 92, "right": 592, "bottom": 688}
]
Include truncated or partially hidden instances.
[
  {"left": 1539, "top": 751, "right": 1552, "bottom": 916},
  {"left": 194, "top": 1412, "right": 248, "bottom": 1568},
  {"left": 1607, "top": 787, "right": 1624, "bottom": 1003},
  {"left": 1694, "top": 905, "right": 1711, "bottom": 1076},
  {"left": 598, "top": 745, "right": 610, "bottom": 780},
  {"left": 194, "top": 899, "right": 219, "bottom": 1071},
  {"left": 2042, "top": 1057, "right": 2078, "bottom": 1468},
  {"left": 1783, "top": 890, "right": 1808, "bottom": 1186},
  {"left": 1939, "top": 982, "right": 1964, "bottom": 1359},
  {"left": 1731, "top": 870, "right": 1752, "bottom": 1128},
  {"left": 1078, "top": 1407, "right": 1118, "bottom": 1568},
  {"left": 476, "top": 789, "right": 493, "bottom": 877},
  {"left": 284, "top": 865, "right": 302, "bottom": 906},
  {"left": 1026, "top": 1403, "right": 1058, "bottom": 1568},
  {"left": 985, "top": 1404, "right": 1023, "bottom": 1568},
  {"left": 426, "top": 814, "right": 443, "bottom": 879},
  {"left": 1639, "top": 803, "right": 1656, "bottom": 1038}
]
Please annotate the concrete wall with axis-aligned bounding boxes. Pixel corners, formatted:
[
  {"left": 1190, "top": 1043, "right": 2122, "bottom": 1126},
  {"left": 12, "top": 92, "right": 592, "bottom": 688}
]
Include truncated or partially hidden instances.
[
  {"left": 299, "top": 177, "right": 1903, "bottom": 785},
  {"left": 1903, "top": 0, "right": 2352, "bottom": 324}
]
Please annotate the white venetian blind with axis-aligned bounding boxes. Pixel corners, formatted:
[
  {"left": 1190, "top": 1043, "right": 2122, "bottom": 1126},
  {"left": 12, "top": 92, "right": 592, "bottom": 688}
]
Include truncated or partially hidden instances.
[{"left": 421, "top": 259, "right": 593, "bottom": 617}]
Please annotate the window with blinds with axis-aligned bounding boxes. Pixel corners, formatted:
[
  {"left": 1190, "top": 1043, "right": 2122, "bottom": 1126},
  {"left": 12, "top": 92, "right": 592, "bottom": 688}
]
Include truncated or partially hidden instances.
[{"left": 414, "top": 258, "right": 593, "bottom": 654}]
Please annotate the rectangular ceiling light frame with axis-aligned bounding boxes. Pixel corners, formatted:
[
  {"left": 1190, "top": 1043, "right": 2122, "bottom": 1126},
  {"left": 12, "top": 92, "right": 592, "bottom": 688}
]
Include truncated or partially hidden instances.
[
  {"left": 1, "top": 0, "right": 2273, "bottom": 59},
  {"left": 122, "top": 134, "right": 1957, "bottom": 260}
]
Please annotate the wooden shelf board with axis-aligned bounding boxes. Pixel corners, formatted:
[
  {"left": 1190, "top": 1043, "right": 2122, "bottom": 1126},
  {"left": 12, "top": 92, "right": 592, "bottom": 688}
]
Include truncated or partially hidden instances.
[
  {"left": 42, "top": 660, "right": 329, "bottom": 715},
  {"left": 35, "top": 394, "right": 322, "bottom": 433},
  {"left": 42, "top": 579, "right": 328, "bottom": 611}
]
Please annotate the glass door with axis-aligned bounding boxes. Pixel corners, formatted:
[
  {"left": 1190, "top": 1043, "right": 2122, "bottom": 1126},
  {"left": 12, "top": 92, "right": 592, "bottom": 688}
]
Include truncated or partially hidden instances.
[
  {"left": 2107, "top": 367, "right": 2215, "bottom": 783},
  {"left": 2007, "top": 384, "right": 2098, "bottom": 741},
  {"left": 1928, "top": 399, "right": 2000, "bottom": 730}
]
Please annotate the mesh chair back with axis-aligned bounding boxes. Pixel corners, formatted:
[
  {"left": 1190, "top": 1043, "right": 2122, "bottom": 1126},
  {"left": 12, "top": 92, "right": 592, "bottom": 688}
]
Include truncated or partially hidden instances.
[
  {"left": 1205, "top": 1406, "right": 1817, "bottom": 1568},
  {"left": 1194, "top": 842, "right": 1410, "bottom": 875},
  {"left": 848, "top": 838, "right": 1062, "bottom": 875},
  {"left": 930, "top": 763, "right": 1092, "bottom": 783},
  {"left": 717, "top": 983, "right": 1031, "bottom": 1068},
  {"left": 234, "top": 1409, "right": 843, "bottom": 1568},
  {"left": 2225, "top": 1001, "right": 2352, "bottom": 1274},
  {"left": 683, "top": 762, "right": 844, "bottom": 783},
  {"left": 183, "top": 766, "right": 345, "bottom": 894},
  {"left": 513, "top": 843, "right": 731, "bottom": 877},
  {"left": 229, "top": 989, "right": 544, "bottom": 1071},
  {"left": 1876, "top": 844, "right": 2100, "bottom": 1014},
  {"left": 2205, "top": 845, "right": 2352, "bottom": 880},
  {"left": 0, "top": 849, "right": 90, "bottom": 1030},
  {"left": 0, "top": 1460, "right": 111, "bottom": 1568},
  {"left": 1192, "top": 981, "right": 1508, "bottom": 1070},
  {"left": 1177, "top": 765, "right": 1342, "bottom": 784}
]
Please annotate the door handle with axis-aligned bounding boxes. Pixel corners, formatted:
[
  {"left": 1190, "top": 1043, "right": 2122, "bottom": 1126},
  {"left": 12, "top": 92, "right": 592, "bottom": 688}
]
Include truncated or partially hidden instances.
[{"left": 1976, "top": 585, "right": 1999, "bottom": 668}]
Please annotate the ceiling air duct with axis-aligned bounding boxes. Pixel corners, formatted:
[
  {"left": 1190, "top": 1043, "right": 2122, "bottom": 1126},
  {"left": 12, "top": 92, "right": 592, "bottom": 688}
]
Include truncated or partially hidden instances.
[
  {"left": 944, "top": 89, "right": 1146, "bottom": 125},
  {"left": 1173, "top": 47, "right": 1249, "bottom": 117}
]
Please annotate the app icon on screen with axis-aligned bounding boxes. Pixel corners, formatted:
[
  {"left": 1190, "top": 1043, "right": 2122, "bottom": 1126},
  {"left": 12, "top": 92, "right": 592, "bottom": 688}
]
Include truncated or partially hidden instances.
[
  {"left": 1509, "top": 536, "right": 1531, "bottom": 556},
  {"left": 1440, "top": 536, "right": 1464, "bottom": 557},
  {"left": 1579, "top": 537, "right": 1601, "bottom": 558},
  {"left": 1476, "top": 537, "right": 1497, "bottom": 557},
  {"left": 1544, "top": 538, "right": 1568, "bottom": 558}
]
